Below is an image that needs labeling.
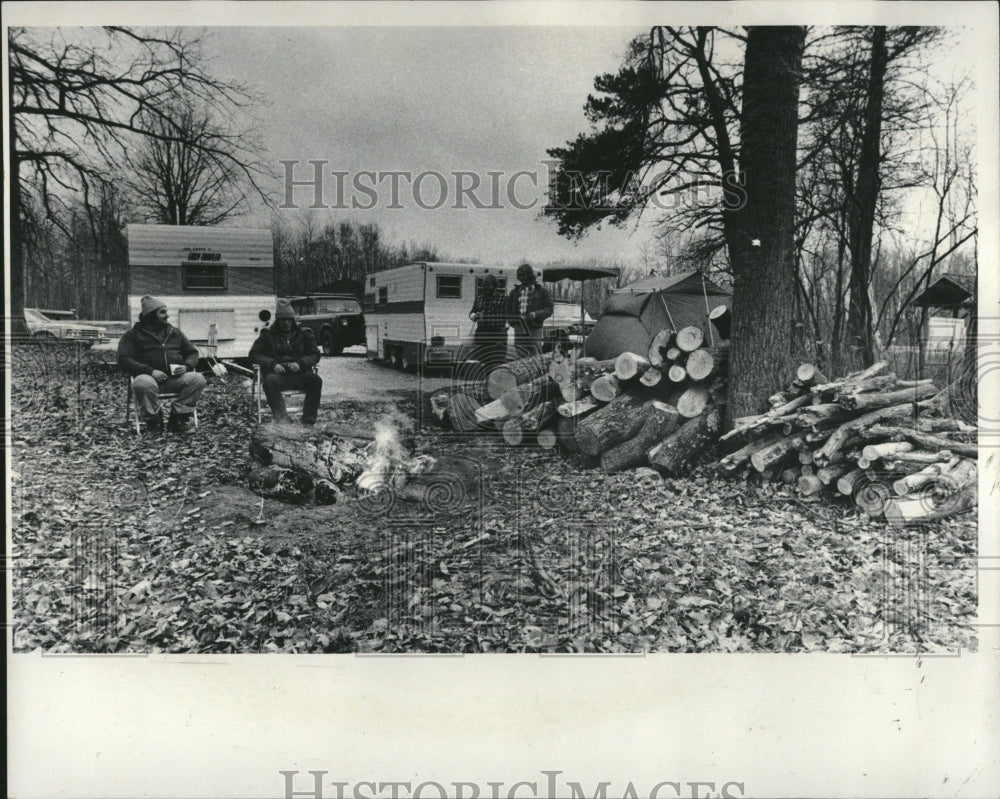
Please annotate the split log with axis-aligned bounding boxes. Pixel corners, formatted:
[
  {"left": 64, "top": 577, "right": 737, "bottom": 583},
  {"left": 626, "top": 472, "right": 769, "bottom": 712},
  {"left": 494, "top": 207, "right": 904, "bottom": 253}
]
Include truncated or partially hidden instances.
[
  {"left": 838, "top": 382, "right": 938, "bottom": 412},
  {"left": 599, "top": 401, "right": 680, "bottom": 473},
  {"left": 614, "top": 352, "right": 650, "bottom": 381},
  {"left": 501, "top": 374, "right": 553, "bottom": 416},
  {"left": 750, "top": 435, "right": 804, "bottom": 473},
  {"left": 861, "top": 425, "right": 977, "bottom": 459},
  {"left": 797, "top": 475, "right": 824, "bottom": 496},
  {"left": 475, "top": 396, "right": 514, "bottom": 423},
  {"left": 675, "top": 325, "right": 704, "bottom": 352},
  {"left": 640, "top": 368, "right": 662, "bottom": 387},
  {"left": 671, "top": 384, "right": 711, "bottom": 419},
  {"left": 486, "top": 352, "right": 553, "bottom": 399},
  {"left": 575, "top": 393, "right": 651, "bottom": 457},
  {"left": 709, "top": 305, "right": 731, "bottom": 340},
  {"left": 648, "top": 407, "right": 721, "bottom": 477},
  {"left": 647, "top": 329, "right": 674, "bottom": 367},
  {"left": 590, "top": 374, "right": 622, "bottom": 402},
  {"left": 557, "top": 397, "right": 601, "bottom": 418}
]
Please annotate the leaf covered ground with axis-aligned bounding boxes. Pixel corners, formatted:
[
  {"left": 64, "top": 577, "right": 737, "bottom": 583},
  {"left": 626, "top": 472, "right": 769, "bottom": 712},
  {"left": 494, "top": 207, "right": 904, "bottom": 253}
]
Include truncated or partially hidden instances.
[{"left": 8, "top": 344, "right": 979, "bottom": 653}]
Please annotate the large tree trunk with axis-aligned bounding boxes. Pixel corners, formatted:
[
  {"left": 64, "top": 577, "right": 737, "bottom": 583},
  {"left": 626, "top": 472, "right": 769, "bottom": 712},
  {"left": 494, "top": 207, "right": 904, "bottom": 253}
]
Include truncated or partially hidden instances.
[
  {"left": 846, "top": 26, "right": 888, "bottom": 368},
  {"left": 724, "top": 26, "right": 807, "bottom": 427}
]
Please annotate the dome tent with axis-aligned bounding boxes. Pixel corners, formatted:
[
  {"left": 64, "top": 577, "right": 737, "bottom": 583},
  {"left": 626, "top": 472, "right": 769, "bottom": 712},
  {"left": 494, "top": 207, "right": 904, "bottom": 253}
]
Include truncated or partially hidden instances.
[{"left": 583, "top": 270, "right": 731, "bottom": 361}]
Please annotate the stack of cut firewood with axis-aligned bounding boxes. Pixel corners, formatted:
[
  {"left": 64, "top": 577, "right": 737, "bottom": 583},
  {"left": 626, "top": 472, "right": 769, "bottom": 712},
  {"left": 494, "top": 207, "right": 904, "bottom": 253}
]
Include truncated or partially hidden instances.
[
  {"left": 715, "top": 361, "right": 978, "bottom": 525},
  {"left": 430, "top": 325, "right": 729, "bottom": 476}
]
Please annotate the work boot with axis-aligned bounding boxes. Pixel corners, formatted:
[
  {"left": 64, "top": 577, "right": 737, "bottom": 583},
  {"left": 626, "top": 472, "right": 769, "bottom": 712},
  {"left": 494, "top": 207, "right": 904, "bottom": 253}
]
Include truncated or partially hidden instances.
[{"left": 167, "top": 409, "right": 194, "bottom": 434}]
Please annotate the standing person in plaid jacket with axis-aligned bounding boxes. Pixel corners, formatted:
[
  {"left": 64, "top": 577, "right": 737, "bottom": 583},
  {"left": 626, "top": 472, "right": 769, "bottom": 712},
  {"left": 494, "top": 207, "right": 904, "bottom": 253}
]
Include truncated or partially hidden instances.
[
  {"left": 468, "top": 274, "right": 509, "bottom": 371},
  {"left": 506, "top": 263, "right": 553, "bottom": 359}
]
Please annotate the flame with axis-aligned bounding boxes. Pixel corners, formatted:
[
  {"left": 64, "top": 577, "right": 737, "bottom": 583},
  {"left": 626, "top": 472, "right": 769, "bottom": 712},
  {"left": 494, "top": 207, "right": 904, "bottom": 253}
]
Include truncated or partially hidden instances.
[{"left": 358, "top": 414, "right": 409, "bottom": 491}]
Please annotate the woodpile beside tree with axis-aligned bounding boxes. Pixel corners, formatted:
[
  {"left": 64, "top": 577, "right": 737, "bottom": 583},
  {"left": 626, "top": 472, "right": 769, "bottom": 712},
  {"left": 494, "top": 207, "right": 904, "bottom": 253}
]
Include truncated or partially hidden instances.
[
  {"left": 429, "top": 330, "right": 730, "bottom": 476},
  {"left": 714, "top": 360, "right": 978, "bottom": 525}
]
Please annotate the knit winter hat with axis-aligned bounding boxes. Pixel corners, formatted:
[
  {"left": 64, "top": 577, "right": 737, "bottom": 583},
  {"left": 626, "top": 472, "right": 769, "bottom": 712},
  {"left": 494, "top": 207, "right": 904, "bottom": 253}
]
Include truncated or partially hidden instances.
[
  {"left": 275, "top": 298, "right": 297, "bottom": 319},
  {"left": 140, "top": 295, "right": 167, "bottom": 315}
]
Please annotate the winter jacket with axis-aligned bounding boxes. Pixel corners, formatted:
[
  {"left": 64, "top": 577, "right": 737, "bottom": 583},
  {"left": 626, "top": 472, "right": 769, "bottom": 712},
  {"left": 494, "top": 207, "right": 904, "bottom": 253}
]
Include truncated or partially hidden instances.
[
  {"left": 506, "top": 283, "right": 553, "bottom": 331},
  {"left": 470, "top": 289, "right": 509, "bottom": 340},
  {"left": 249, "top": 322, "right": 321, "bottom": 373},
  {"left": 117, "top": 321, "right": 200, "bottom": 377}
]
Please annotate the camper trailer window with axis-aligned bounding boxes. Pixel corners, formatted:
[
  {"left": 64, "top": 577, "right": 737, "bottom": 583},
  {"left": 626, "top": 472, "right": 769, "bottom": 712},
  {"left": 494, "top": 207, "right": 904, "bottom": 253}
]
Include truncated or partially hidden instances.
[
  {"left": 436, "top": 275, "right": 462, "bottom": 299},
  {"left": 182, "top": 263, "right": 227, "bottom": 290},
  {"left": 378, "top": 287, "right": 388, "bottom": 304},
  {"left": 475, "top": 277, "right": 507, "bottom": 298}
]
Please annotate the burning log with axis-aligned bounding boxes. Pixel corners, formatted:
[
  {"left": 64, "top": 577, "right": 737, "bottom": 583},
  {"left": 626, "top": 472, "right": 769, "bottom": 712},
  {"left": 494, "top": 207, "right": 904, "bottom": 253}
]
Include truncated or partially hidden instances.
[
  {"left": 648, "top": 407, "right": 721, "bottom": 477},
  {"left": 599, "top": 401, "right": 680, "bottom": 473}
]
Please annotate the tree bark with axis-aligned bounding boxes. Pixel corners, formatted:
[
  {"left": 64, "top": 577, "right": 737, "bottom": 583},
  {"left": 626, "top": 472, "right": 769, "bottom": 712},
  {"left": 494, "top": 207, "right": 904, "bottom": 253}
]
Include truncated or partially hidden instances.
[
  {"left": 486, "top": 352, "right": 553, "bottom": 399},
  {"left": 599, "top": 402, "right": 680, "bottom": 473},
  {"left": 575, "top": 393, "right": 651, "bottom": 456},
  {"left": 725, "top": 26, "right": 807, "bottom": 427},
  {"left": 648, "top": 407, "right": 722, "bottom": 476},
  {"left": 846, "top": 26, "right": 889, "bottom": 368}
]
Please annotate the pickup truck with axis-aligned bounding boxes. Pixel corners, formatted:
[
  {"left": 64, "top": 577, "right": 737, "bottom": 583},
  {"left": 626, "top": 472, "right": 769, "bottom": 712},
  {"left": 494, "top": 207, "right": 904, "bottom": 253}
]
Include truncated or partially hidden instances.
[{"left": 286, "top": 294, "right": 366, "bottom": 356}]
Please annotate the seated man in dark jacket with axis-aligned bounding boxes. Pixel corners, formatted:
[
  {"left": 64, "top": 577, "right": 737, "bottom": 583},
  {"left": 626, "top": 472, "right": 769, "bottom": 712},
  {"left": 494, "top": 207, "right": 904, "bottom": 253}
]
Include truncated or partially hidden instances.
[
  {"left": 249, "top": 299, "right": 323, "bottom": 425},
  {"left": 117, "top": 295, "right": 205, "bottom": 433}
]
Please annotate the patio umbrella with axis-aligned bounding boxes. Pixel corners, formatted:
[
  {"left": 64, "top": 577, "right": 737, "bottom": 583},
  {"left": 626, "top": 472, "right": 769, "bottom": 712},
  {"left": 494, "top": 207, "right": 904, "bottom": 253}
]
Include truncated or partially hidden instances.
[{"left": 541, "top": 264, "right": 620, "bottom": 355}]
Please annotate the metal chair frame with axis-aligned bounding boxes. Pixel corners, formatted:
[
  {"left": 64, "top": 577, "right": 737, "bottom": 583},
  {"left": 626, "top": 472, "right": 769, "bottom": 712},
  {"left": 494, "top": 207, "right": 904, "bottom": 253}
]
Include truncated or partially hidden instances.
[
  {"left": 125, "top": 377, "right": 200, "bottom": 435},
  {"left": 253, "top": 363, "right": 320, "bottom": 423}
]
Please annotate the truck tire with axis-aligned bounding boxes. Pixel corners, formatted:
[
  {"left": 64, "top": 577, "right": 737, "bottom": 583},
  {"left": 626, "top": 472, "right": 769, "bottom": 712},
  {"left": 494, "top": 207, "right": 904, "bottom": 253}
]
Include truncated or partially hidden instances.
[{"left": 320, "top": 330, "right": 343, "bottom": 357}]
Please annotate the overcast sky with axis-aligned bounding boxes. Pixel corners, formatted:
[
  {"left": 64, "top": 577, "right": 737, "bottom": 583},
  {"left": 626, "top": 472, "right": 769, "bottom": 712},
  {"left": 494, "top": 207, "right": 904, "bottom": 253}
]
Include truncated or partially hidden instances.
[{"left": 207, "top": 26, "right": 660, "bottom": 266}]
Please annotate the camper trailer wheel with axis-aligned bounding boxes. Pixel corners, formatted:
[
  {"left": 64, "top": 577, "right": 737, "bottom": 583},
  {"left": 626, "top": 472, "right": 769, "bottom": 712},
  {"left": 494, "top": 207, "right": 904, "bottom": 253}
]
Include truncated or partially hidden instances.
[
  {"left": 400, "top": 349, "right": 413, "bottom": 372},
  {"left": 320, "top": 330, "right": 343, "bottom": 357},
  {"left": 392, "top": 347, "right": 405, "bottom": 370}
]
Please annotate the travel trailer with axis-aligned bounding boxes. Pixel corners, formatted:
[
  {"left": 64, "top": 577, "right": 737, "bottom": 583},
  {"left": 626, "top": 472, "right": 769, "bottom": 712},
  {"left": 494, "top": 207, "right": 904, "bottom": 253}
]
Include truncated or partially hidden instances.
[
  {"left": 364, "top": 262, "right": 519, "bottom": 369},
  {"left": 126, "top": 224, "right": 276, "bottom": 360}
]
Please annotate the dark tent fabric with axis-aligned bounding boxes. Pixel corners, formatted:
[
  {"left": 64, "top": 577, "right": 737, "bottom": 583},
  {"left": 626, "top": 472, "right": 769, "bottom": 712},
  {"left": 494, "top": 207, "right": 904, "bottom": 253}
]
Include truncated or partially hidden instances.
[{"left": 583, "top": 270, "right": 731, "bottom": 361}]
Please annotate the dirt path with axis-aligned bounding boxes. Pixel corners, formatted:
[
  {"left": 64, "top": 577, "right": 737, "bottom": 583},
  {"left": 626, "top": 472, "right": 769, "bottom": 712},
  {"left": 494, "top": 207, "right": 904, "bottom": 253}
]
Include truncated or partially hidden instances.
[{"left": 317, "top": 349, "right": 456, "bottom": 401}]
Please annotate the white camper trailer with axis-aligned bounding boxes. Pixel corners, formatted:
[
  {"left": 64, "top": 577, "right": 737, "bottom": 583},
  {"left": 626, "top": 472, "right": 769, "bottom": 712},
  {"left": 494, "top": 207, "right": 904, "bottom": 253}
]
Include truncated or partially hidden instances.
[
  {"left": 126, "top": 224, "right": 276, "bottom": 360},
  {"left": 364, "top": 262, "right": 518, "bottom": 369}
]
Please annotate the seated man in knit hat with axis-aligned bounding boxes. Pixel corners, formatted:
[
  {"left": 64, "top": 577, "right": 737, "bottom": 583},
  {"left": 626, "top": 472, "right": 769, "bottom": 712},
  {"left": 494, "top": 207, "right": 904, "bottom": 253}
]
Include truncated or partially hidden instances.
[
  {"left": 249, "top": 298, "right": 323, "bottom": 425},
  {"left": 117, "top": 295, "right": 206, "bottom": 433}
]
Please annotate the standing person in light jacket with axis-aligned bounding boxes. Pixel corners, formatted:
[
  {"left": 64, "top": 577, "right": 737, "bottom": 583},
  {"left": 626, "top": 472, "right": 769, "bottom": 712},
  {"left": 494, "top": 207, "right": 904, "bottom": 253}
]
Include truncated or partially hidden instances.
[
  {"left": 506, "top": 263, "right": 553, "bottom": 359},
  {"left": 249, "top": 298, "right": 323, "bottom": 425},
  {"left": 117, "top": 295, "right": 205, "bottom": 433}
]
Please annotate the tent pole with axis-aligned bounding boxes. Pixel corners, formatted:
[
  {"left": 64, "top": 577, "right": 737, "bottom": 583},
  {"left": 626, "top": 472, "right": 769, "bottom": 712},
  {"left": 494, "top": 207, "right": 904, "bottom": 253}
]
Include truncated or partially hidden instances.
[{"left": 701, "top": 274, "right": 715, "bottom": 347}]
